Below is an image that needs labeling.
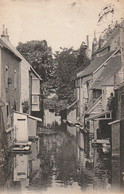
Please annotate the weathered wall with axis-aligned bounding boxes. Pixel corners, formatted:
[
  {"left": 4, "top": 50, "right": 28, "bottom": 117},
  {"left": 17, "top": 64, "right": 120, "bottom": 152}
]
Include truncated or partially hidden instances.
[
  {"left": 102, "top": 85, "right": 114, "bottom": 111},
  {"left": 1, "top": 48, "right": 21, "bottom": 129},
  {"left": 115, "top": 85, "right": 124, "bottom": 120},
  {"left": 67, "top": 108, "right": 77, "bottom": 137},
  {"left": 111, "top": 122, "right": 120, "bottom": 157},
  {"left": 28, "top": 118, "right": 37, "bottom": 138}
]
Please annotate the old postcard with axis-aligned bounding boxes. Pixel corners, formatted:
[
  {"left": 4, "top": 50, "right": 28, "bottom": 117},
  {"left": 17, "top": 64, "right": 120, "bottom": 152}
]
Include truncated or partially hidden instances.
[{"left": 0, "top": 0, "right": 124, "bottom": 194}]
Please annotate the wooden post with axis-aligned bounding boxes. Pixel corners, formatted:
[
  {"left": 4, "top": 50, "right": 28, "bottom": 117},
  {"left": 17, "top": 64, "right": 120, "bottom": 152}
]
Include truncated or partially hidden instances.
[{"left": 93, "top": 119, "right": 97, "bottom": 141}]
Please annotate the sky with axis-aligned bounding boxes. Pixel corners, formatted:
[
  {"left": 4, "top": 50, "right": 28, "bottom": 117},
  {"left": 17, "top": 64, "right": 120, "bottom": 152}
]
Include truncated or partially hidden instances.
[{"left": 0, "top": 0, "right": 124, "bottom": 52}]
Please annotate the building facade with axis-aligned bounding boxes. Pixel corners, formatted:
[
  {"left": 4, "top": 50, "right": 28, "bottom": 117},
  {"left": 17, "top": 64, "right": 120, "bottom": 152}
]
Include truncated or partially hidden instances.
[
  {"left": 0, "top": 27, "right": 43, "bottom": 147},
  {"left": 75, "top": 20, "right": 124, "bottom": 145}
]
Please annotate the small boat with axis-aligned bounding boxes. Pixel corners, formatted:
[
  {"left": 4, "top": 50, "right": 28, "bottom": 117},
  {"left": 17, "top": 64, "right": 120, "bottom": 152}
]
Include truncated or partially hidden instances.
[
  {"left": 92, "top": 139, "right": 110, "bottom": 147},
  {"left": 11, "top": 144, "right": 31, "bottom": 154},
  {"left": 11, "top": 150, "right": 32, "bottom": 154},
  {"left": 14, "top": 141, "right": 32, "bottom": 146}
]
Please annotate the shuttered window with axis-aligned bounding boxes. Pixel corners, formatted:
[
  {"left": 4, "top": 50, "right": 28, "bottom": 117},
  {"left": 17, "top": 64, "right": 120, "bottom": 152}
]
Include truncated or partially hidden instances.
[
  {"left": 32, "top": 78, "right": 40, "bottom": 95},
  {"left": 32, "top": 95, "right": 40, "bottom": 111}
]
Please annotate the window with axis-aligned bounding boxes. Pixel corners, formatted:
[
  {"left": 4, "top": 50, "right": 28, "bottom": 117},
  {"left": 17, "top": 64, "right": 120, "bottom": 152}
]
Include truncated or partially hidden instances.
[
  {"left": 32, "top": 95, "right": 40, "bottom": 111},
  {"left": 32, "top": 78, "right": 40, "bottom": 95},
  {"left": 5, "top": 66, "right": 8, "bottom": 89},
  {"left": 93, "top": 89, "right": 102, "bottom": 98},
  {"left": 32, "top": 95, "right": 39, "bottom": 104},
  {"left": 14, "top": 70, "right": 17, "bottom": 90}
]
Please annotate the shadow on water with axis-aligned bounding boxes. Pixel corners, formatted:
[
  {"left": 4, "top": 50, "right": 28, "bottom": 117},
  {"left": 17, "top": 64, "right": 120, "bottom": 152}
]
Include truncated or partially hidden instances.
[{"left": 0, "top": 127, "right": 124, "bottom": 193}]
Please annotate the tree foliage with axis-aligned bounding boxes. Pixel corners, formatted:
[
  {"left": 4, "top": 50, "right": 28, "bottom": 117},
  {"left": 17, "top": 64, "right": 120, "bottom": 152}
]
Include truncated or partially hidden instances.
[
  {"left": 17, "top": 40, "right": 54, "bottom": 78},
  {"left": 17, "top": 40, "right": 90, "bottom": 103},
  {"left": 54, "top": 44, "right": 90, "bottom": 103}
]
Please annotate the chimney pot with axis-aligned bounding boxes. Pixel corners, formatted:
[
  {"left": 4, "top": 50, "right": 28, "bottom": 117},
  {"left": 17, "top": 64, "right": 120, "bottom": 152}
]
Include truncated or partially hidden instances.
[
  {"left": 1, "top": 24, "right": 5, "bottom": 37},
  {"left": 1, "top": 26, "right": 9, "bottom": 40}
]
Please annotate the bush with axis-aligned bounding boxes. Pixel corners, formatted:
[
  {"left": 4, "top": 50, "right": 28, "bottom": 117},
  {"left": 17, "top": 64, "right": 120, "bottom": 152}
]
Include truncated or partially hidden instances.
[{"left": 22, "top": 100, "right": 29, "bottom": 113}]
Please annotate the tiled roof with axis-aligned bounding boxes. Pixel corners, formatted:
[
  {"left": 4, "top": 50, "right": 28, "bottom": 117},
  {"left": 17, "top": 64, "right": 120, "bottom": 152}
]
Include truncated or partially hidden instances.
[
  {"left": 77, "top": 50, "right": 115, "bottom": 78},
  {"left": 0, "top": 38, "right": 21, "bottom": 60},
  {"left": 90, "top": 55, "right": 122, "bottom": 89}
]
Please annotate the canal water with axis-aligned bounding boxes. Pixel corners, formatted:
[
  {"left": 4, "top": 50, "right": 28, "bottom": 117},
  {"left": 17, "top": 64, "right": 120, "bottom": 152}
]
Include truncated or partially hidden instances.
[{"left": 0, "top": 129, "right": 123, "bottom": 193}]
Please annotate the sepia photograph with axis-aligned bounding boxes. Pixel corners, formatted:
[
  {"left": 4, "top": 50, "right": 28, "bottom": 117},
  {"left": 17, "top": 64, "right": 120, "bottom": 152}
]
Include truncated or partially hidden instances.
[{"left": 0, "top": 0, "right": 124, "bottom": 193}]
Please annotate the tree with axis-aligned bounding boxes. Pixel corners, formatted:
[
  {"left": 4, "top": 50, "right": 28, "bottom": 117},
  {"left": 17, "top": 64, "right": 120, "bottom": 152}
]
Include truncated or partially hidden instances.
[
  {"left": 17, "top": 40, "right": 90, "bottom": 102},
  {"left": 54, "top": 44, "right": 90, "bottom": 103},
  {"left": 17, "top": 40, "right": 54, "bottom": 96}
]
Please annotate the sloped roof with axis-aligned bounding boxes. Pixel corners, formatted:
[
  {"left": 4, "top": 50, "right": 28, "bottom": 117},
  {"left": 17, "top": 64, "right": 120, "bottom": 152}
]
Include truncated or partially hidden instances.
[
  {"left": 92, "top": 25, "right": 120, "bottom": 56},
  {"left": 0, "top": 38, "right": 21, "bottom": 60},
  {"left": 86, "top": 95, "right": 102, "bottom": 114},
  {"left": 85, "top": 110, "right": 111, "bottom": 121},
  {"left": 0, "top": 38, "right": 42, "bottom": 81},
  {"left": 77, "top": 50, "right": 115, "bottom": 78},
  {"left": 91, "top": 55, "right": 122, "bottom": 89}
]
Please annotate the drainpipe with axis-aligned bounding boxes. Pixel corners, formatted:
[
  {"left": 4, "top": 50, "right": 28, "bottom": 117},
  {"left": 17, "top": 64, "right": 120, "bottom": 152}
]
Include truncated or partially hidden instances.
[
  {"left": 120, "top": 23, "right": 124, "bottom": 82},
  {"left": 79, "top": 77, "right": 82, "bottom": 119}
]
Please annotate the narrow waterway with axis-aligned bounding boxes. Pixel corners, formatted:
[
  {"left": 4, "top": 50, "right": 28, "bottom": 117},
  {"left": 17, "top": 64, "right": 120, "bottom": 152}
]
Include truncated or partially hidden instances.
[{"left": 0, "top": 128, "right": 123, "bottom": 193}]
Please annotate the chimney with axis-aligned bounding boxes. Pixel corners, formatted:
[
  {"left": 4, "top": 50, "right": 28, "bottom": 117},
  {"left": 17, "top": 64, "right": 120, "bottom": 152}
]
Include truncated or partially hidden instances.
[
  {"left": 1, "top": 25, "right": 9, "bottom": 41},
  {"left": 92, "top": 31, "right": 98, "bottom": 54},
  {"left": 1, "top": 24, "right": 5, "bottom": 38},
  {"left": 86, "top": 35, "right": 89, "bottom": 48},
  {"left": 86, "top": 35, "right": 91, "bottom": 59}
]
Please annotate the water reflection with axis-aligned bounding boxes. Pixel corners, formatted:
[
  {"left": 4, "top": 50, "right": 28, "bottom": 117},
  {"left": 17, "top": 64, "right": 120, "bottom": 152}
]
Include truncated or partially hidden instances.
[
  {"left": 111, "top": 158, "right": 124, "bottom": 191},
  {"left": 1, "top": 129, "right": 124, "bottom": 193},
  {"left": 14, "top": 154, "right": 29, "bottom": 188}
]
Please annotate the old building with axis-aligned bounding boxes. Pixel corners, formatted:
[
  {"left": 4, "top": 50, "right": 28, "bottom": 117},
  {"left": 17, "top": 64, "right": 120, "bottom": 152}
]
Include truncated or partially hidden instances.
[
  {"left": 0, "top": 31, "right": 21, "bottom": 147},
  {"left": 109, "top": 84, "right": 124, "bottom": 189},
  {"left": 1, "top": 27, "right": 43, "bottom": 117},
  {"left": 0, "top": 26, "right": 43, "bottom": 147},
  {"left": 75, "top": 20, "right": 124, "bottom": 146}
]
